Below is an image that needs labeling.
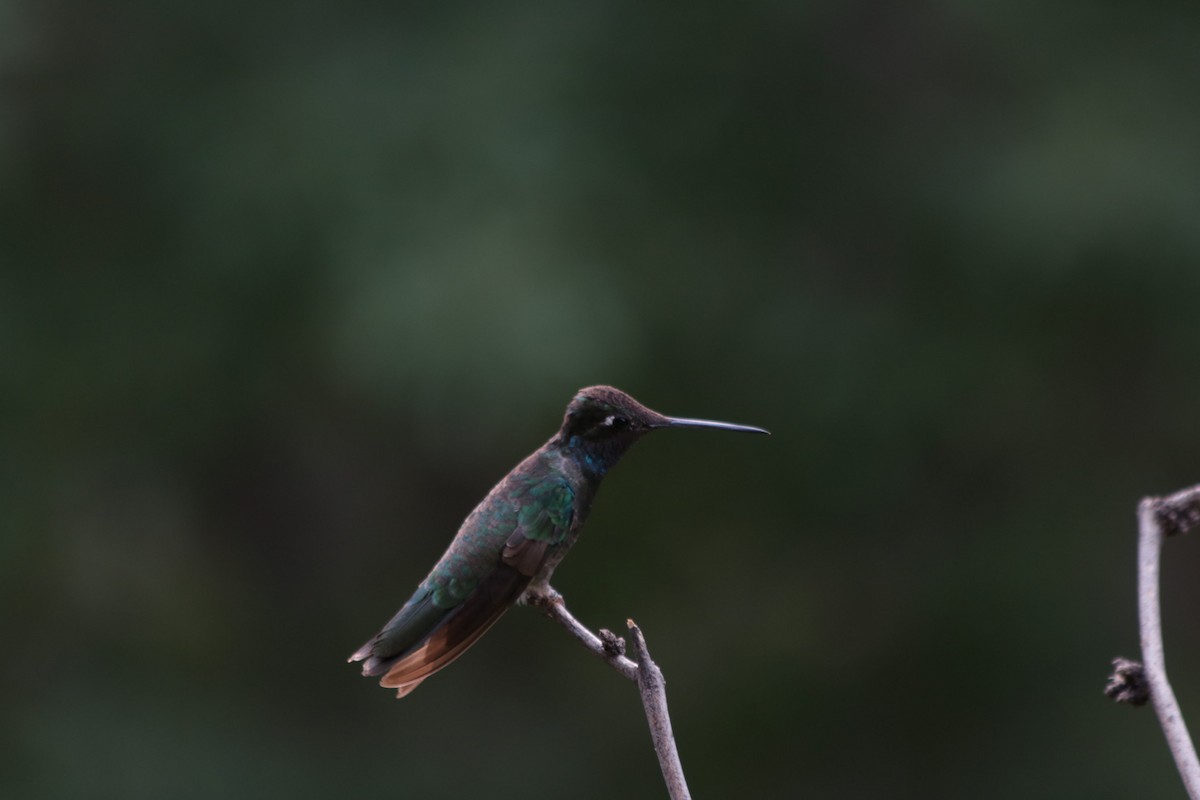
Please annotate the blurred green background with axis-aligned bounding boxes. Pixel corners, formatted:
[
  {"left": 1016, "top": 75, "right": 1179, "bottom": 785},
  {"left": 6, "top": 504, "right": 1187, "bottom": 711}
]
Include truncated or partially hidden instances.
[{"left": 5, "top": 1, "right": 1200, "bottom": 797}]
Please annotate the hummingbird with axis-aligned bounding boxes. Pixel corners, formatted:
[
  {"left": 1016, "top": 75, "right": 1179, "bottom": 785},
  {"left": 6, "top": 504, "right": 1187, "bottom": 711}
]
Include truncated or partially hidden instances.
[{"left": 348, "top": 385, "right": 768, "bottom": 698}]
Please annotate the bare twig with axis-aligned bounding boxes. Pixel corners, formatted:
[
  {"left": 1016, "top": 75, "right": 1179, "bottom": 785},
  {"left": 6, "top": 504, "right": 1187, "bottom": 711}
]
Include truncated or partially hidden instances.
[
  {"left": 530, "top": 590, "right": 639, "bottom": 680},
  {"left": 1117, "top": 487, "right": 1200, "bottom": 799},
  {"left": 626, "top": 618, "right": 691, "bottom": 800},
  {"left": 528, "top": 588, "right": 693, "bottom": 800}
]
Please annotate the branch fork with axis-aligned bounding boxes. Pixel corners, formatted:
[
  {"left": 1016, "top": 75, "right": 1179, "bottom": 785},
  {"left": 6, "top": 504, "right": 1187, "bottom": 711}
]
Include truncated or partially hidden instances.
[{"left": 527, "top": 587, "right": 692, "bottom": 800}]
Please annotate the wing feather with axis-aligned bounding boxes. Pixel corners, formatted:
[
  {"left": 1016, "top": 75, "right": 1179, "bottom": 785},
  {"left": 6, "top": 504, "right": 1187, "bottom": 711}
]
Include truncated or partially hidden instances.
[{"left": 349, "top": 472, "right": 578, "bottom": 697}]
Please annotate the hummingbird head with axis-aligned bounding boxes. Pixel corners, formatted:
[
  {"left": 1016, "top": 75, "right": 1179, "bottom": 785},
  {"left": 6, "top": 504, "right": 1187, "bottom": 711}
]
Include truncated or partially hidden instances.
[
  {"left": 556, "top": 385, "right": 768, "bottom": 476},
  {"left": 560, "top": 385, "right": 667, "bottom": 442}
]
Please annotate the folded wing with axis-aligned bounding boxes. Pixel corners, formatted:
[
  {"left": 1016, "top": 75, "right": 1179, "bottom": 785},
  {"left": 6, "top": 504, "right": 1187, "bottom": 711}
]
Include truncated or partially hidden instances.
[{"left": 348, "top": 476, "right": 576, "bottom": 698}]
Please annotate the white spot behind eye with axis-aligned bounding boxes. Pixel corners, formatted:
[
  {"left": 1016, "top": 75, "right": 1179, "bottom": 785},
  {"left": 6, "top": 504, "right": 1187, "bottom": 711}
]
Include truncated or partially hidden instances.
[{"left": 602, "top": 414, "right": 616, "bottom": 427}]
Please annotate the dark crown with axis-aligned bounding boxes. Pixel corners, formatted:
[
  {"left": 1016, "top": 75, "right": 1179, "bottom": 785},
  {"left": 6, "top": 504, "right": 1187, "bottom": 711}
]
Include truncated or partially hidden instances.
[{"left": 559, "top": 385, "right": 668, "bottom": 442}]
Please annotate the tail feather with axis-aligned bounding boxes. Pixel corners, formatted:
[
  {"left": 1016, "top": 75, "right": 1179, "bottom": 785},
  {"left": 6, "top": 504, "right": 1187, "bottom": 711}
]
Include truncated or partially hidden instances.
[
  {"left": 380, "top": 609, "right": 510, "bottom": 697},
  {"left": 354, "top": 564, "right": 529, "bottom": 698}
]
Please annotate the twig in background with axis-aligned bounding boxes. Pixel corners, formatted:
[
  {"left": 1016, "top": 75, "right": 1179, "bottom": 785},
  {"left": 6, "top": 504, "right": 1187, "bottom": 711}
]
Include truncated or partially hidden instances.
[{"left": 1108, "top": 486, "right": 1200, "bottom": 800}]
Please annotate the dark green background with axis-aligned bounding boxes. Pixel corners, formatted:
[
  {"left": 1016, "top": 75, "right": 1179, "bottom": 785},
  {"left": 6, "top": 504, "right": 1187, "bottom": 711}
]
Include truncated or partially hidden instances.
[{"left": 6, "top": 1, "right": 1200, "bottom": 797}]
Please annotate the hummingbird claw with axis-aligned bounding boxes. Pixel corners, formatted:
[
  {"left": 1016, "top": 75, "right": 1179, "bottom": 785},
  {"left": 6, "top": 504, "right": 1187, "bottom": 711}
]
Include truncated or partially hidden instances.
[{"left": 520, "top": 583, "right": 563, "bottom": 607}]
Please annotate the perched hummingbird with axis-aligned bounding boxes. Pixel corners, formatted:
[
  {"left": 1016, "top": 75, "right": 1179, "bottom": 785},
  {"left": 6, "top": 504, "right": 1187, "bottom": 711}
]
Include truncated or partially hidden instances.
[{"left": 349, "top": 385, "right": 768, "bottom": 698}]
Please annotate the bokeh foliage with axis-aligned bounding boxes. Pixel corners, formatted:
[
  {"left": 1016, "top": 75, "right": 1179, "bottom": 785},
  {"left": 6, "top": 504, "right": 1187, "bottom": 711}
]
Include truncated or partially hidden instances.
[{"left": 5, "top": 1, "right": 1200, "bottom": 797}]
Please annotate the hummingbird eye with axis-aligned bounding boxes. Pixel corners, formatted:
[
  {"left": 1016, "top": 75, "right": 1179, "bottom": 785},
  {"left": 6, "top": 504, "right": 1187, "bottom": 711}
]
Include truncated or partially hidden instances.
[{"left": 572, "top": 411, "right": 632, "bottom": 440}]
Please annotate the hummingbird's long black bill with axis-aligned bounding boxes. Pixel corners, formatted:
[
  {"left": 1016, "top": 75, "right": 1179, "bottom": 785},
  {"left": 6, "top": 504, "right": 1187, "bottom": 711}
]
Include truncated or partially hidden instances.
[{"left": 663, "top": 417, "right": 770, "bottom": 435}]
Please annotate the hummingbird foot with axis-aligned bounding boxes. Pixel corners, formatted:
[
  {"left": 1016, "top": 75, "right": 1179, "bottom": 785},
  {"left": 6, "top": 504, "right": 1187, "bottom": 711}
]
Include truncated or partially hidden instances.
[{"left": 520, "top": 583, "right": 563, "bottom": 607}]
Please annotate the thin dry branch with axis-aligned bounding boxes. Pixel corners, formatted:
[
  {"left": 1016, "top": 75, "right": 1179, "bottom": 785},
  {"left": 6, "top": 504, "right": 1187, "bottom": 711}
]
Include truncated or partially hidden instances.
[
  {"left": 1138, "top": 491, "right": 1200, "bottom": 798},
  {"left": 1110, "top": 486, "right": 1200, "bottom": 800},
  {"left": 626, "top": 619, "right": 691, "bottom": 800},
  {"left": 528, "top": 588, "right": 692, "bottom": 800}
]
